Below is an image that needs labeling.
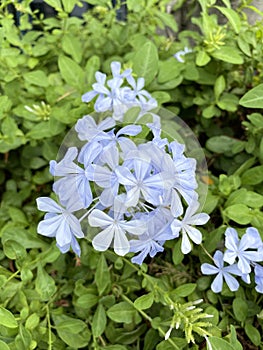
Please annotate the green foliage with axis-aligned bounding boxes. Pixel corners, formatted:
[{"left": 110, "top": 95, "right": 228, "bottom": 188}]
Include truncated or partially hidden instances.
[{"left": 1, "top": 0, "right": 263, "bottom": 349}]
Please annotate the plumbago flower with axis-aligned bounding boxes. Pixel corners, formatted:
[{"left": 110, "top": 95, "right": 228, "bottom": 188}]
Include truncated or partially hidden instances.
[
  {"left": 36, "top": 61, "right": 209, "bottom": 264},
  {"left": 201, "top": 227, "right": 263, "bottom": 293}
]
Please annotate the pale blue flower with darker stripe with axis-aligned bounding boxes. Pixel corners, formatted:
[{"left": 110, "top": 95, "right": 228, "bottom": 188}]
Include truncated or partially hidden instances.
[
  {"left": 201, "top": 250, "right": 242, "bottom": 293},
  {"left": 36, "top": 197, "right": 84, "bottom": 256},
  {"left": 223, "top": 227, "right": 263, "bottom": 274}
]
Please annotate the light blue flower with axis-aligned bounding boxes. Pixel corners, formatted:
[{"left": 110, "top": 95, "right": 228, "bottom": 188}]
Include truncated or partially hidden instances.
[
  {"left": 36, "top": 197, "right": 84, "bottom": 256},
  {"left": 174, "top": 46, "right": 192, "bottom": 63},
  {"left": 92, "top": 146, "right": 120, "bottom": 207},
  {"left": 81, "top": 61, "right": 157, "bottom": 121},
  {"left": 75, "top": 115, "right": 116, "bottom": 142},
  {"left": 169, "top": 141, "right": 198, "bottom": 205},
  {"left": 88, "top": 197, "right": 146, "bottom": 255},
  {"left": 82, "top": 69, "right": 126, "bottom": 118},
  {"left": 51, "top": 144, "right": 102, "bottom": 208},
  {"left": 201, "top": 250, "right": 242, "bottom": 293},
  {"left": 254, "top": 264, "right": 263, "bottom": 293},
  {"left": 146, "top": 122, "right": 168, "bottom": 149},
  {"left": 115, "top": 157, "right": 168, "bottom": 207},
  {"left": 126, "top": 75, "right": 152, "bottom": 103},
  {"left": 129, "top": 209, "right": 172, "bottom": 265},
  {"left": 223, "top": 227, "right": 263, "bottom": 274},
  {"left": 91, "top": 124, "right": 142, "bottom": 155},
  {"left": 110, "top": 61, "right": 132, "bottom": 79},
  {"left": 170, "top": 200, "right": 209, "bottom": 254}
]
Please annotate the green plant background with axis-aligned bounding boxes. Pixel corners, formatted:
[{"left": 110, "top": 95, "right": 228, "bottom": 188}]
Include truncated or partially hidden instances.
[{"left": 0, "top": 0, "right": 263, "bottom": 349}]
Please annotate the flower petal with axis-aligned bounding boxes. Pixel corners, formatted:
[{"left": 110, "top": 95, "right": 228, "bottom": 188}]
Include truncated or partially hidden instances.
[
  {"left": 37, "top": 215, "right": 62, "bottom": 237},
  {"left": 211, "top": 273, "right": 223, "bottom": 293},
  {"left": 113, "top": 226, "right": 130, "bottom": 256},
  {"left": 225, "top": 227, "right": 239, "bottom": 251},
  {"left": 201, "top": 263, "right": 219, "bottom": 275},
  {"left": 181, "top": 231, "right": 191, "bottom": 254},
  {"left": 36, "top": 197, "right": 63, "bottom": 213},
  {"left": 88, "top": 209, "right": 113, "bottom": 227},
  {"left": 184, "top": 225, "right": 202, "bottom": 245},
  {"left": 92, "top": 225, "right": 114, "bottom": 251},
  {"left": 223, "top": 272, "right": 240, "bottom": 291}
]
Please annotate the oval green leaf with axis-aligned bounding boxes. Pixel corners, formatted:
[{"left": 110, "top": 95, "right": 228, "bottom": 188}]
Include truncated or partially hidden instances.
[{"left": 0, "top": 307, "right": 18, "bottom": 328}]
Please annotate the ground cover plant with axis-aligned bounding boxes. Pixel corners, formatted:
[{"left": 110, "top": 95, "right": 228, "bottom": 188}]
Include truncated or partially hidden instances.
[{"left": 0, "top": 0, "right": 263, "bottom": 349}]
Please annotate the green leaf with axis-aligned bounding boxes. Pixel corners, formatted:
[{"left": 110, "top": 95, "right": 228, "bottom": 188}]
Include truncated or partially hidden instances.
[
  {"left": 61, "top": 0, "right": 76, "bottom": 13},
  {"left": 62, "top": 34, "right": 83, "bottom": 63},
  {"left": 172, "top": 239, "right": 184, "bottom": 265},
  {"left": 56, "top": 319, "right": 87, "bottom": 333},
  {"left": 214, "top": 75, "right": 226, "bottom": 100},
  {"left": 202, "top": 192, "right": 219, "bottom": 214},
  {"left": 209, "top": 337, "right": 236, "bottom": 350},
  {"left": 157, "top": 338, "right": 186, "bottom": 350},
  {"left": 196, "top": 50, "right": 211, "bottom": 66},
  {"left": 214, "top": 6, "right": 241, "bottom": 34},
  {"left": 0, "top": 340, "right": 10, "bottom": 350},
  {"left": 8, "top": 207, "right": 28, "bottom": 225},
  {"left": 183, "top": 62, "right": 199, "bottom": 81},
  {"left": 107, "top": 302, "right": 141, "bottom": 324},
  {"left": 228, "top": 325, "right": 243, "bottom": 350},
  {"left": 134, "top": 293, "right": 154, "bottom": 310},
  {"left": 211, "top": 46, "right": 243, "bottom": 64},
  {"left": 217, "top": 93, "right": 239, "bottom": 111},
  {"left": 0, "top": 307, "right": 18, "bottom": 328},
  {"left": 237, "top": 35, "right": 251, "bottom": 57},
  {"left": 233, "top": 298, "right": 248, "bottom": 323},
  {"left": 133, "top": 41, "right": 159, "bottom": 85},
  {"left": 26, "top": 122, "right": 52, "bottom": 139},
  {"left": 85, "top": 55, "right": 101, "bottom": 85},
  {"left": 25, "top": 313, "right": 40, "bottom": 331},
  {"left": 239, "top": 84, "right": 263, "bottom": 108},
  {"left": 35, "top": 264, "right": 57, "bottom": 301},
  {"left": 58, "top": 55, "right": 84, "bottom": 88},
  {"left": 0, "top": 96, "right": 12, "bottom": 116},
  {"left": 15, "top": 325, "right": 32, "bottom": 350},
  {"left": 172, "top": 283, "right": 196, "bottom": 298},
  {"left": 3, "top": 240, "right": 26, "bottom": 260},
  {"left": 151, "top": 91, "right": 171, "bottom": 104},
  {"left": 205, "top": 306, "right": 219, "bottom": 325},
  {"left": 92, "top": 304, "right": 107, "bottom": 337},
  {"left": 224, "top": 204, "right": 252, "bottom": 225},
  {"left": 1, "top": 225, "right": 47, "bottom": 249},
  {"left": 126, "top": 0, "right": 144, "bottom": 12},
  {"left": 247, "top": 113, "right": 263, "bottom": 128},
  {"left": 155, "top": 12, "right": 178, "bottom": 32},
  {"left": 75, "top": 294, "right": 99, "bottom": 309},
  {"left": 221, "top": 0, "right": 231, "bottom": 7},
  {"left": 226, "top": 189, "right": 263, "bottom": 208},
  {"left": 157, "top": 59, "right": 183, "bottom": 83},
  {"left": 241, "top": 165, "right": 263, "bottom": 185},
  {"left": 42, "top": 141, "right": 58, "bottom": 161},
  {"left": 203, "top": 227, "right": 225, "bottom": 253},
  {"left": 23, "top": 70, "right": 49, "bottom": 87},
  {"left": 206, "top": 136, "right": 244, "bottom": 154},
  {"left": 245, "top": 323, "right": 261, "bottom": 346},
  {"left": 43, "top": 0, "right": 62, "bottom": 10},
  {"left": 202, "top": 105, "right": 220, "bottom": 119},
  {"left": 95, "top": 254, "right": 111, "bottom": 295},
  {"left": 143, "top": 329, "right": 160, "bottom": 350},
  {"left": 53, "top": 314, "right": 91, "bottom": 348}
]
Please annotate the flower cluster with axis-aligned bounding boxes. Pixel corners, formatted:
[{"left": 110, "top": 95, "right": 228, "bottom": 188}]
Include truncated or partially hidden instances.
[
  {"left": 81, "top": 61, "right": 158, "bottom": 120},
  {"left": 36, "top": 62, "right": 209, "bottom": 264},
  {"left": 201, "top": 227, "right": 263, "bottom": 293}
]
